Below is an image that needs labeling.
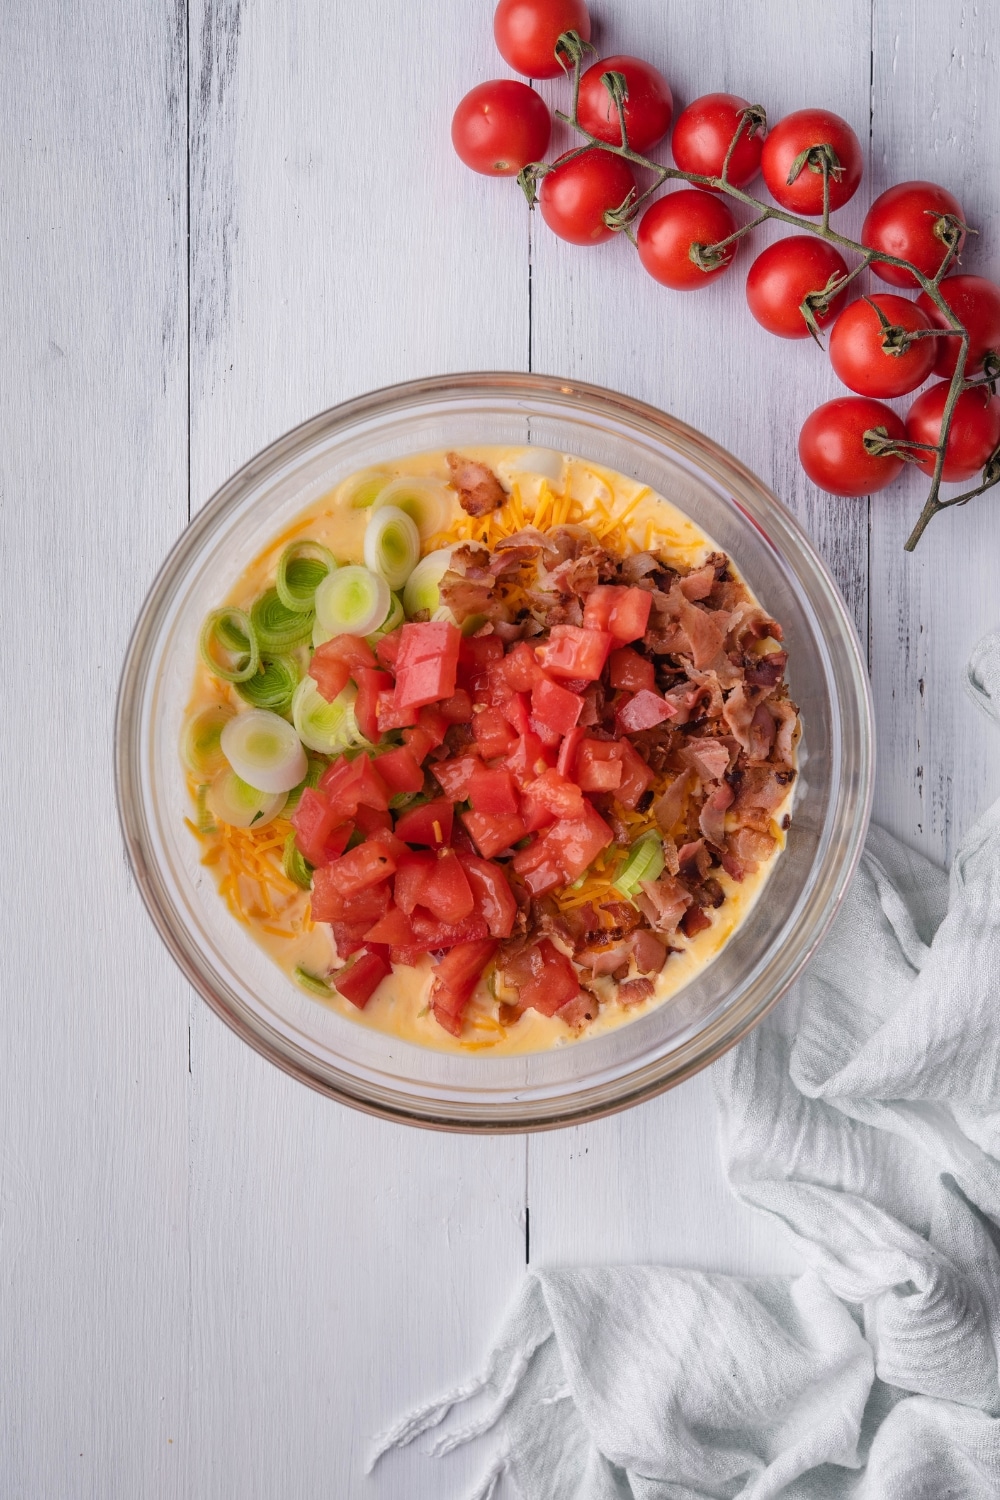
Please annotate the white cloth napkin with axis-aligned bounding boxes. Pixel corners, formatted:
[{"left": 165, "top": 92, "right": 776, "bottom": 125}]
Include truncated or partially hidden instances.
[{"left": 372, "top": 631, "right": 1000, "bottom": 1500}]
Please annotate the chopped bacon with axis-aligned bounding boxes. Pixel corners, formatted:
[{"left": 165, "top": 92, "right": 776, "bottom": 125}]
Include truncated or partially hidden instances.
[
  {"left": 732, "top": 764, "right": 795, "bottom": 819},
  {"left": 680, "top": 737, "right": 731, "bottom": 784},
  {"left": 727, "top": 826, "right": 777, "bottom": 875},
  {"left": 619, "top": 551, "right": 662, "bottom": 583},
  {"left": 770, "top": 698, "right": 798, "bottom": 766},
  {"left": 635, "top": 875, "right": 691, "bottom": 934},
  {"left": 575, "top": 937, "right": 637, "bottom": 976},
  {"left": 678, "top": 563, "right": 716, "bottom": 601},
  {"left": 699, "top": 783, "right": 734, "bottom": 847},
  {"left": 446, "top": 451, "right": 507, "bottom": 516},
  {"left": 722, "top": 682, "right": 760, "bottom": 753},
  {"left": 632, "top": 929, "right": 668, "bottom": 974},
  {"left": 678, "top": 838, "right": 713, "bottom": 881},
  {"left": 744, "top": 650, "right": 787, "bottom": 689},
  {"left": 747, "top": 703, "right": 777, "bottom": 763},
  {"left": 618, "top": 977, "right": 656, "bottom": 1006}
]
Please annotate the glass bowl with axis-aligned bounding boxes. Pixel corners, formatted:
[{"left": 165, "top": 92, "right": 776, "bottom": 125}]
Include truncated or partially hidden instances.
[{"left": 116, "top": 373, "right": 873, "bottom": 1131}]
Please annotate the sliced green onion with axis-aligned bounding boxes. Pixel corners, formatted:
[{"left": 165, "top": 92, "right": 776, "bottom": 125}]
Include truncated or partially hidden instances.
[
  {"left": 199, "top": 607, "right": 259, "bottom": 683},
  {"left": 342, "top": 470, "right": 390, "bottom": 509},
  {"left": 205, "top": 769, "right": 286, "bottom": 829},
  {"left": 314, "top": 565, "right": 390, "bottom": 638},
  {"left": 374, "top": 477, "right": 450, "bottom": 540},
  {"left": 195, "top": 783, "right": 218, "bottom": 835},
  {"left": 181, "top": 703, "right": 236, "bottom": 777},
  {"left": 235, "top": 654, "right": 300, "bottom": 715},
  {"left": 364, "top": 505, "right": 421, "bottom": 591},
  {"left": 221, "top": 709, "right": 307, "bottom": 793},
  {"left": 250, "top": 587, "right": 314, "bottom": 653},
  {"left": 613, "top": 835, "right": 666, "bottom": 899},
  {"left": 292, "top": 677, "right": 367, "bottom": 755},
  {"left": 283, "top": 753, "right": 327, "bottom": 816},
  {"left": 368, "top": 591, "right": 404, "bottom": 646},
  {"left": 294, "top": 964, "right": 333, "bottom": 996},
  {"left": 276, "top": 541, "right": 337, "bottom": 613},
  {"left": 283, "top": 832, "right": 313, "bottom": 890},
  {"left": 402, "top": 546, "right": 455, "bottom": 618}
]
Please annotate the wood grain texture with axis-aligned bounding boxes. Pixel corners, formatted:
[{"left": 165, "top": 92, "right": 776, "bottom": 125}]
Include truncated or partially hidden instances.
[
  {"left": 0, "top": 2, "right": 191, "bottom": 1494},
  {"left": 3, "top": 0, "right": 997, "bottom": 1495}
]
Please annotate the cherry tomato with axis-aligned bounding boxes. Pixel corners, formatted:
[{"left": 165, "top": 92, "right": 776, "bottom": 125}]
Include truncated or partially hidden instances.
[
  {"left": 905, "top": 382, "right": 1000, "bottom": 481},
  {"left": 828, "top": 294, "right": 936, "bottom": 398},
  {"left": 671, "top": 93, "right": 764, "bottom": 190},
  {"left": 798, "top": 397, "right": 907, "bottom": 496},
  {"left": 493, "top": 0, "right": 591, "bottom": 79},
  {"left": 745, "top": 236, "right": 849, "bottom": 338},
  {"left": 915, "top": 274, "right": 1000, "bottom": 379},
  {"left": 862, "top": 181, "right": 966, "bottom": 288},
  {"left": 539, "top": 149, "right": 636, "bottom": 246},
  {"left": 760, "top": 108, "right": 863, "bottom": 216},
  {"left": 636, "top": 189, "right": 739, "bottom": 290},
  {"left": 576, "top": 54, "right": 673, "bottom": 152},
  {"left": 451, "top": 81, "right": 551, "bottom": 176}
]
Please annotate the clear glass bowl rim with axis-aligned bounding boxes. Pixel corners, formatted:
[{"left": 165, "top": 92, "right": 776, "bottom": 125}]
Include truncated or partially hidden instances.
[{"left": 116, "top": 372, "right": 874, "bottom": 1133}]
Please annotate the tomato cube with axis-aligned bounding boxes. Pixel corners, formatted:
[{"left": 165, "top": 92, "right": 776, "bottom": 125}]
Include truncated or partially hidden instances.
[
  {"left": 459, "top": 634, "right": 505, "bottom": 670},
  {"left": 420, "top": 849, "right": 475, "bottom": 923},
  {"left": 498, "top": 641, "right": 541, "bottom": 692},
  {"left": 535, "top": 625, "right": 612, "bottom": 682},
  {"left": 393, "top": 851, "right": 436, "bottom": 914},
  {"left": 468, "top": 765, "right": 520, "bottom": 817},
  {"left": 319, "top": 753, "right": 390, "bottom": 817},
  {"left": 291, "top": 787, "right": 341, "bottom": 867},
  {"left": 514, "top": 801, "right": 613, "bottom": 889},
  {"left": 502, "top": 692, "right": 531, "bottom": 736},
  {"left": 584, "top": 586, "right": 652, "bottom": 643},
  {"left": 521, "top": 768, "right": 585, "bottom": 822},
  {"left": 309, "top": 633, "right": 377, "bottom": 701},
  {"left": 396, "top": 620, "right": 461, "bottom": 670},
  {"left": 376, "top": 687, "right": 419, "bottom": 732},
  {"left": 457, "top": 854, "right": 518, "bottom": 938},
  {"left": 352, "top": 804, "right": 392, "bottom": 836},
  {"left": 430, "top": 938, "right": 498, "bottom": 1034},
  {"left": 609, "top": 647, "right": 656, "bottom": 693},
  {"left": 576, "top": 740, "right": 623, "bottom": 792},
  {"left": 432, "top": 755, "right": 481, "bottom": 800},
  {"left": 556, "top": 724, "right": 585, "bottom": 780},
  {"left": 401, "top": 725, "right": 435, "bottom": 765},
  {"left": 394, "top": 798, "right": 454, "bottom": 847},
  {"left": 375, "top": 745, "right": 425, "bottom": 796},
  {"left": 502, "top": 731, "right": 554, "bottom": 786},
  {"left": 308, "top": 653, "right": 349, "bottom": 703},
  {"left": 437, "top": 689, "right": 474, "bottom": 723},
  {"left": 461, "top": 809, "right": 528, "bottom": 859},
  {"left": 531, "top": 675, "right": 583, "bottom": 738},
  {"left": 502, "top": 937, "right": 580, "bottom": 1017},
  {"left": 616, "top": 739, "right": 655, "bottom": 808},
  {"left": 582, "top": 586, "right": 618, "bottom": 631},
  {"left": 410, "top": 910, "right": 490, "bottom": 949},
  {"left": 334, "top": 947, "right": 392, "bottom": 1009},
  {"left": 374, "top": 627, "right": 402, "bottom": 668},
  {"left": 312, "top": 843, "right": 397, "bottom": 907},
  {"left": 330, "top": 919, "right": 373, "bottom": 958},
  {"left": 354, "top": 667, "right": 394, "bottom": 743},
  {"left": 363, "top": 904, "right": 417, "bottom": 947},
  {"left": 472, "top": 706, "right": 518, "bottom": 758},
  {"left": 417, "top": 705, "right": 449, "bottom": 745},
  {"left": 617, "top": 688, "right": 675, "bottom": 733}
]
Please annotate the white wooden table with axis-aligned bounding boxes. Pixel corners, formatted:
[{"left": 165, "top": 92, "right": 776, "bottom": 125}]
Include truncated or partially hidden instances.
[{"left": 4, "top": 2, "right": 999, "bottom": 1494}]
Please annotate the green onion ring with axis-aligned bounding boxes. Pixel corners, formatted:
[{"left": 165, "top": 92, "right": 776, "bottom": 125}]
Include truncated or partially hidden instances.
[
  {"left": 250, "top": 587, "right": 314, "bottom": 653},
  {"left": 235, "top": 654, "right": 300, "bottom": 715},
  {"left": 199, "top": 607, "right": 260, "bottom": 683},
  {"left": 276, "top": 541, "right": 337, "bottom": 614}
]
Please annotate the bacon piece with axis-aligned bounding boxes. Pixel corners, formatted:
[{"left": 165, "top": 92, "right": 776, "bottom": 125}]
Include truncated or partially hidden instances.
[
  {"left": 770, "top": 698, "right": 799, "bottom": 766},
  {"left": 557, "top": 990, "right": 599, "bottom": 1028},
  {"left": 576, "top": 937, "right": 637, "bottom": 977},
  {"left": 632, "top": 929, "right": 668, "bottom": 975},
  {"left": 669, "top": 587, "right": 730, "bottom": 669},
  {"left": 732, "top": 765, "right": 796, "bottom": 820},
  {"left": 654, "top": 770, "right": 693, "bottom": 835},
  {"left": 495, "top": 526, "right": 559, "bottom": 557},
  {"left": 699, "top": 783, "right": 735, "bottom": 847},
  {"left": 678, "top": 563, "right": 716, "bottom": 601},
  {"left": 680, "top": 737, "right": 731, "bottom": 784},
  {"left": 683, "top": 666, "right": 726, "bottom": 720},
  {"left": 636, "top": 875, "right": 692, "bottom": 934},
  {"left": 618, "top": 977, "right": 656, "bottom": 1006},
  {"left": 744, "top": 650, "right": 787, "bottom": 689},
  {"left": 722, "top": 682, "right": 761, "bottom": 753},
  {"left": 678, "top": 838, "right": 713, "bottom": 881},
  {"left": 619, "top": 551, "right": 662, "bottom": 583},
  {"left": 446, "top": 452, "right": 507, "bottom": 516},
  {"left": 726, "top": 826, "right": 777, "bottom": 876},
  {"left": 748, "top": 703, "right": 777, "bottom": 763}
]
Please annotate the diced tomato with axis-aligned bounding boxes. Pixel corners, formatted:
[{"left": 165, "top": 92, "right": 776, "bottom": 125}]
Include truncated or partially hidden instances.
[
  {"left": 457, "top": 854, "right": 518, "bottom": 938},
  {"left": 354, "top": 667, "right": 394, "bottom": 742},
  {"left": 393, "top": 851, "right": 436, "bottom": 914},
  {"left": 462, "top": 809, "right": 528, "bottom": 859},
  {"left": 334, "top": 947, "right": 392, "bottom": 1009},
  {"left": 394, "top": 797, "right": 454, "bottom": 848},
  {"left": 502, "top": 731, "right": 554, "bottom": 786},
  {"left": 311, "top": 842, "right": 397, "bottom": 907},
  {"left": 363, "top": 904, "right": 417, "bottom": 947},
  {"left": 576, "top": 739, "right": 624, "bottom": 792},
  {"left": 459, "top": 634, "right": 505, "bottom": 670},
  {"left": 319, "top": 754, "right": 390, "bottom": 817},
  {"left": 330, "top": 919, "right": 372, "bottom": 958},
  {"left": 416, "top": 704, "right": 449, "bottom": 745},
  {"left": 375, "top": 745, "right": 425, "bottom": 796},
  {"left": 501, "top": 692, "right": 531, "bottom": 736},
  {"left": 502, "top": 937, "right": 580, "bottom": 1017},
  {"left": 410, "top": 910, "right": 490, "bottom": 949},
  {"left": 531, "top": 675, "right": 583, "bottom": 738},
  {"left": 556, "top": 724, "right": 585, "bottom": 780},
  {"left": 472, "top": 706, "right": 518, "bottom": 758},
  {"left": 401, "top": 725, "right": 435, "bottom": 764},
  {"left": 396, "top": 620, "right": 461, "bottom": 670},
  {"left": 376, "top": 686, "right": 419, "bottom": 731},
  {"left": 468, "top": 765, "right": 520, "bottom": 817},
  {"left": 375, "top": 627, "right": 402, "bottom": 668},
  {"left": 616, "top": 738, "right": 656, "bottom": 808},
  {"left": 609, "top": 647, "right": 656, "bottom": 692},
  {"left": 307, "top": 654, "right": 349, "bottom": 703},
  {"left": 395, "top": 622, "right": 460, "bottom": 709},
  {"left": 291, "top": 787, "right": 341, "bottom": 867},
  {"left": 352, "top": 803, "right": 392, "bottom": 836},
  {"left": 535, "top": 625, "right": 612, "bottom": 682},
  {"left": 429, "top": 938, "right": 498, "bottom": 1034},
  {"left": 513, "top": 801, "right": 613, "bottom": 892},
  {"left": 583, "top": 585, "right": 652, "bottom": 643},
  {"left": 419, "top": 849, "right": 475, "bottom": 923},
  {"left": 368, "top": 825, "right": 410, "bottom": 862},
  {"left": 437, "top": 689, "right": 474, "bottom": 723},
  {"left": 390, "top": 945, "right": 425, "bottom": 968},
  {"left": 310, "top": 632, "right": 377, "bottom": 696},
  {"left": 498, "top": 641, "right": 541, "bottom": 692},
  {"left": 529, "top": 713, "right": 562, "bottom": 749},
  {"left": 314, "top": 873, "right": 392, "bottom": 926},
  {"left": 518, "top": 786, "right": 557, "bottom": 834},
  {"left": 432, "top": 755, "right": 481, "bottom": 800},
  {"left": 510, "top": 836, "right": 563, "bottom": 895},
  {"left": 617, "top": 688, "right": 675, "bottom": 733},
  {"left": 519, "top": 768, "right": 585, "bottom": 827}
]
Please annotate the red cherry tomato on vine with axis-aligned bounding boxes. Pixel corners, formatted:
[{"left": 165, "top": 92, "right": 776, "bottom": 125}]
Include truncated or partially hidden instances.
[
  {"left": 760, "top": 108, "right": 863, "bottom": 216},
  {"left": 671, "top": 93, "right": 764, "bottom": 191},
  {"left": 828, "top": 294, "right": 936, "bottom": 398},
  {"left": 915, "top": 275, "right": 1000, "bottom": 379},
  {"left": 798, "top": 397, "right": 907, "bottom": 496},
  {"left": 451, "top": 81, "right": 551, "bottom": 176},
  {"left": 905, "top": 382, "right": 1000, "bottom": 481},
  {"left": 539, "top": 149, "right": 636, "bottom": 246},
  {"left": 493, "top": 0, "right": 591, "bottom": 79},
  {"left": 576, "top": 54, "right": 673, "bottom": 153},
  {"left": 636, "top": 189, "right": 740, "bottom": 291},
  {"left": 745, "top": 236, "right": 849, "bottom": 338},
  {"left": 862, "top": 181, "right": 966, "bottom": 288}
]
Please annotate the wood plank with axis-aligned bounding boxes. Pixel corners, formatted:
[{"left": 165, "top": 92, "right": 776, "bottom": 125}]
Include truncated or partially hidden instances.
[
  {"left": 0, "top": 3, "right": 190, "bottom": 1495},
  {"left": 869, "top": 0, "right": 1000, "bottom": 865},
  {"left": 528, "top": 0, "right": 873, "bottom": 1276},
  {"left": 186, "top": 4, "right": 528, "bottom": 1494}
]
